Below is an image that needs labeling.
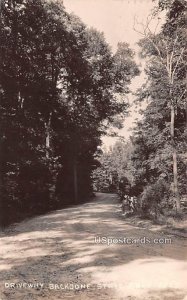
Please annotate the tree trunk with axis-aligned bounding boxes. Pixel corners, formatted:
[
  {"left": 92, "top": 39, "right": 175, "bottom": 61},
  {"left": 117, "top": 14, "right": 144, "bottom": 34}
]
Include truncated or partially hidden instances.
[
  {"left": 170, "top": 104, "right": 181, "bottom": 212},
  {"left": 73, "top": 158, "right": 78, "bottom": 203},
  {"left": 45, "top": 113, "right": 52, "bottom": 159},
  {"left": 46, "top": 130, "right": 50, "bottom": 159}
]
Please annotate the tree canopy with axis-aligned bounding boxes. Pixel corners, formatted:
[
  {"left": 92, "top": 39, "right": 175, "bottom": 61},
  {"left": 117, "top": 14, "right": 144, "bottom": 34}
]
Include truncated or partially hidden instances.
[
  {"left": 0, "top": 0, "right": 139, "bottom": 225},
  {"left": 93, "top": 0, "right": 186, "bottom": 218}
]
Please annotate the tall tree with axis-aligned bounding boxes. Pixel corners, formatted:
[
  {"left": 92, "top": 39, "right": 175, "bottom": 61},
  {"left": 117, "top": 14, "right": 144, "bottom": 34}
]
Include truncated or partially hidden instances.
[
  {"left": 135, "top": 0, "right": 186, "bottom": 211},
  {"left": 0, "top": 0, "right": 139, "bottom": 225}
]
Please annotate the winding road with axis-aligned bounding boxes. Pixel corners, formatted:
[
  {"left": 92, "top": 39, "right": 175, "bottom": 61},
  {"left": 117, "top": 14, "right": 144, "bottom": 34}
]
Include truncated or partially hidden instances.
[{"left": 0, "top": 193, "right": 187, "bottom": 300}]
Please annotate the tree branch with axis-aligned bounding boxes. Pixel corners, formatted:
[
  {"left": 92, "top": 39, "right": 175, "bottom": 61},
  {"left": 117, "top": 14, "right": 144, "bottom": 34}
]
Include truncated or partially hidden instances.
[{"left": 172, "top": 47, "right": 185, "bottom": 82}]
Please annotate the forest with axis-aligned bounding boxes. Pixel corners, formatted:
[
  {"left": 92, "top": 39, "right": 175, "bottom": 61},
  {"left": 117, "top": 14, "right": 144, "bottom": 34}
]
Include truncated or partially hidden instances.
[
  {"left": 94, "top": 0, "right": 187, "bottom": 220},
  {"left": 0, "top": 0, "right": 139, "bottom": 225},
  {"left": 0, "top": 0, "right": 186, "bottom": 226}
]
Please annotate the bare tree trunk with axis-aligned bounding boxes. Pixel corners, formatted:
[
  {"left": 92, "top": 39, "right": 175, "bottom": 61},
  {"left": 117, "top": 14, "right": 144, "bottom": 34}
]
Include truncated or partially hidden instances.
[{"left": 170, "top": 104, "right": 181, "bottom": 212}]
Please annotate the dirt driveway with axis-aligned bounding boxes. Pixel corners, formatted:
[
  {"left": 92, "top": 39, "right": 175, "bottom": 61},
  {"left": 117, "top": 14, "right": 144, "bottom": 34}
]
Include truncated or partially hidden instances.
[{"left": 0, "top": 193, "right": 187, "bottom": 300}]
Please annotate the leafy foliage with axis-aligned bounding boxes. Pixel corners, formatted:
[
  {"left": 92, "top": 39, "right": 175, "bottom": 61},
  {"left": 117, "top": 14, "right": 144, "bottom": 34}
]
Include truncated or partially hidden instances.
[
  {"left": 131, "top": 0, "right": 186, "bottom": 215},
  {"left": 93, "top": 0, "right": 186, "bottom": 219},
  {"left": 0, "top": 0, "right": 138, "bottom": 226}
]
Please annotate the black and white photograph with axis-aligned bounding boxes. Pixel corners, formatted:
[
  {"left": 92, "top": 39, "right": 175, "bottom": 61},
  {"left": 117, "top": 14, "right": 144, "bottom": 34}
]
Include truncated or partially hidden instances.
[{"left": 0, "top": 0, "right": 187, "bottom": 299}]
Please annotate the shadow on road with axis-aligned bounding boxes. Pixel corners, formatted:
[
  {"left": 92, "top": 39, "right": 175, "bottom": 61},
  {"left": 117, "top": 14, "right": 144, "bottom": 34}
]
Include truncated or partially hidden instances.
[{"left": 0, "top": 193, "right": 187, "bottom": 299}]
